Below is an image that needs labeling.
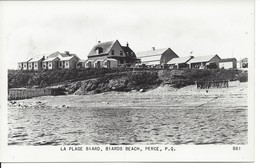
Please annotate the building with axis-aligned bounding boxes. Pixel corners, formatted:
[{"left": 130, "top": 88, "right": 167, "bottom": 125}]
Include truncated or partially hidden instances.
[
  {"left": 219, "top": 58, "right": 237, "bottom": 69},
  {"left": 28, "top": 56, "right": 45, "bottom": 70},
  {"left": 121, "top": 43, "right": 140, "bottom": 67},
  {"left": 87, "top": 40, "right": 139, "bottom": 68},
  {"left": 187, "top": 54, "right": 221, "bottom": 69},
  {"left": 18, "top": 58, "right": 33, "bottom": 70},
  {"left": 167, "top": 56, "right": 194, "bottom": 69},
  {"left": 76, "top": 60, "right": 87, "bottom": 69},
  {"left": 46, "top": 51, "right": 79, "bottom": 69},
  {"left": 136, "top": 47, "right": 179, "bottom": 67},
  {"left": 239, "top": 58, "right": 248, "bottom": 69},
  {"left": 100, "top": 58, "right": 118, "bottom": 68},
  {"left": 42, "top": 57, "right": 60, "bottom": 70},
  {"left": 58, "top": 56, "right": 79, "bottom": 69}
]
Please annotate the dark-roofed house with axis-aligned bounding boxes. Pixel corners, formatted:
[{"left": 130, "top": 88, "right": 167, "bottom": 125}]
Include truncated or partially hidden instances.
[
  {"left": 18, "top": 58, "right": 33, "bottom": 70},
  {"left": 28, "top": 56, "right": 45, "bottom": 70},
  {"left": 121, "top": 43, "right": 140, "bottom": 66},
  {"left": 136, "top": 47, "right": 179, "bottom": 67},
  {"left": 219, "top": 58, "right": 237, "bottom": 69},
  {"left": 187, "top": 54, "right": 221, "bottom": 69},
  {"left": 167, "top": 56, "right": 194, "bottom": 69},
  {"left": 87, "top": 40, "right": 139, "bottom": 68}
]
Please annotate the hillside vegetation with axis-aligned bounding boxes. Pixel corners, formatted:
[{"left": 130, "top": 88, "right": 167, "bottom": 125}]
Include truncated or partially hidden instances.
[{"left": 8, "top": 68, "right": 247, "bottom": 94}]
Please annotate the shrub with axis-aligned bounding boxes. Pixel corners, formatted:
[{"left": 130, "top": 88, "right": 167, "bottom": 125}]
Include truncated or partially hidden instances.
[
  {"left": 237, "top": 71, "right": 248, "bottom": 82},
  {"left": 129, "top": 71, "right": 159, "bottom": 86}
]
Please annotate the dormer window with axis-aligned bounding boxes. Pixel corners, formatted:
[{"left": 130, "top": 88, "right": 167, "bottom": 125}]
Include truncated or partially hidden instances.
[
  {"left": 96, "top": 47, "right": 103, "bottom": 54},
  {"left": 120, "top": 51, "right": 123, "bottom": 56}
]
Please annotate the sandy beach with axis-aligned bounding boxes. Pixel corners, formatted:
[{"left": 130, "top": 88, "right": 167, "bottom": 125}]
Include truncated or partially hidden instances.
[{"left": 8, "top": 81, "right": 248, "bottom": 145}]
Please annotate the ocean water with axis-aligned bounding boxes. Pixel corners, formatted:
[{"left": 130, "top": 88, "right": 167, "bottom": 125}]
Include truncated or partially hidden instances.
[{"left": 8, "top": 105, "right": 247, "bottom": 145}]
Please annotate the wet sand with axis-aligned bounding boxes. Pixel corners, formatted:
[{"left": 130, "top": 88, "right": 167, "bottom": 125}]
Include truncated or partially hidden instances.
[{"left": 8, "top": 81, "right": 248, "bottom": 145}]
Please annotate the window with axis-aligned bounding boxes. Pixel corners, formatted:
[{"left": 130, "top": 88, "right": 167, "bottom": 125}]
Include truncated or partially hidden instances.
[
  {"left": 49, "top": 63, "right": 51, "bottom": 67},
  {"left": 120, "top": 51, "right": 123, "bottom": 56},
  {"left": 35, "top": 64, "right": 37, "bottom": 67},
  {"left": 111, "top": 50, "right": 114, "bottom": 55},
  {"left": 66, "top": 62, "right": 69, "bottom": 66},
  {"left": 96, "top": 47, "right": 103, "bottom": 54},
  {"left": 60, "top": 62, "right": 62, "bottom": 66}
]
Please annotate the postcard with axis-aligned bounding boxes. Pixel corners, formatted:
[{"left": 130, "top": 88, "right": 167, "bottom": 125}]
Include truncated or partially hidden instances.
[{"left": 0, "top": 0, "right": 254, "bottom": 162}]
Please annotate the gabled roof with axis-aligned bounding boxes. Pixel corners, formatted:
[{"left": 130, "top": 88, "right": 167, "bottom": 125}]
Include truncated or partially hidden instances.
[
  {"left": 42, "top": 57, "right": 60, "bottom": 62},
  {"left": 47, "top": 51, "right": 61, "bottom": 58},
  {"left": 168, "top": 56, "right": 193, "bottom": 64},
  {"left": 122, "top": 46, "right": 136, "bottom": 58},
  {"left": 219, "top": 58, "right": 237, "bottom": 62},
  {"left": 136, "top": 48, "right": 169, "bottom": 58},
  {"left": 187, "top": 54, "right": 221, "bottom": 64},
  {"left": 19, "top": 58, "right": 33, "bottom": 63},
  {"left": 29, "top": 57, "right": 44, "bottom": 62},
  {"left": 59, "top": 55, "right": 79, "bottom": 61},
  {"left": 47, "top": 51, "right": 78, "bottom": 58},
  {"left": 88, "top": 40, "right": 117, "bottom": 57},
  {"left": 46, "top": 51, "right": 79, "bottom": 61}
]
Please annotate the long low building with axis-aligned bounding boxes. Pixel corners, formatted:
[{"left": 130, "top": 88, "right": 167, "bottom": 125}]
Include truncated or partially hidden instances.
[
  {"left": 136, "top": 47, "right": 179, "bottom": 67},
  {"left": 167, "top": 56, "right": 194, "bottom": 69},
  {"left": 186, "top": 54, "right": 221, "bottom": 69},
  {"left": 168, "top": 54, "right": 224, "bottom": 69}
]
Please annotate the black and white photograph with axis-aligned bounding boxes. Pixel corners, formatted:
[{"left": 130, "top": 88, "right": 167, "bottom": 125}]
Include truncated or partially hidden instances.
[{"left": 0, "top": 0, "right": 254, "bottom": 162}]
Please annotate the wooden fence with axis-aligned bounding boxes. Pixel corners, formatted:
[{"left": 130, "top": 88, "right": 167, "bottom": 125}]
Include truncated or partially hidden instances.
[
  {"left": 196, "top": 80, "right": 229, "bottom": 89},
  {"left": 8, "top": 88, "right": 63, "bottom": 100}
]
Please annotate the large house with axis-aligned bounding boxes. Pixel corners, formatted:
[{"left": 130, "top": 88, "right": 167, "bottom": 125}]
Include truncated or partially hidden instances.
[
  {"left": 219, "top": 58, "right": 237, "bottom": 69},
  {"left": 187, "top": 54, "right": 221, "bottom": 69},
  {"left": 87, "top": 40, "right": 139, "bottom": 68},
  {"left": 136, "top": 47, "right": 179, "bottom": 67}
]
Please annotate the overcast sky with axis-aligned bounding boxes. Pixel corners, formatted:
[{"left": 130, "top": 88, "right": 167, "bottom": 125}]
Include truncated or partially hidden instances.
[{"left": 0, "top": 0, "right": 254, "bottom": 69}]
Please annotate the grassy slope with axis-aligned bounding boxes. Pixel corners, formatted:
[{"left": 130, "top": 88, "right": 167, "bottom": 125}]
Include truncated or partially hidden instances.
[{"left": 8, "top": 68, "right": 247, "bottom": 90}]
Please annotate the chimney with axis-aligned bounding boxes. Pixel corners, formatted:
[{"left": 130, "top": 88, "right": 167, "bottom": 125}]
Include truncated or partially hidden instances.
[
  {"left": 98, "top": 41, "right": 101, "bottom": 43},
  {"left": 152, "top": 47, "right": 155, "bottom": 50},
  {"left": 43, "top": 55, "right": 45, "bottom": 60},
  {"left": 65, "top": 51, "right": 70, "bottom": 55},
  {"left": 126, "top": 42, "right": 129, "bottom": 47}
]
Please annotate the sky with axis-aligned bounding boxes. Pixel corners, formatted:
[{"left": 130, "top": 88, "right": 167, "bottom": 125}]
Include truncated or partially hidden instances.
[{"left": 0, "top": 0, "right": 254, "bottom": 69}]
